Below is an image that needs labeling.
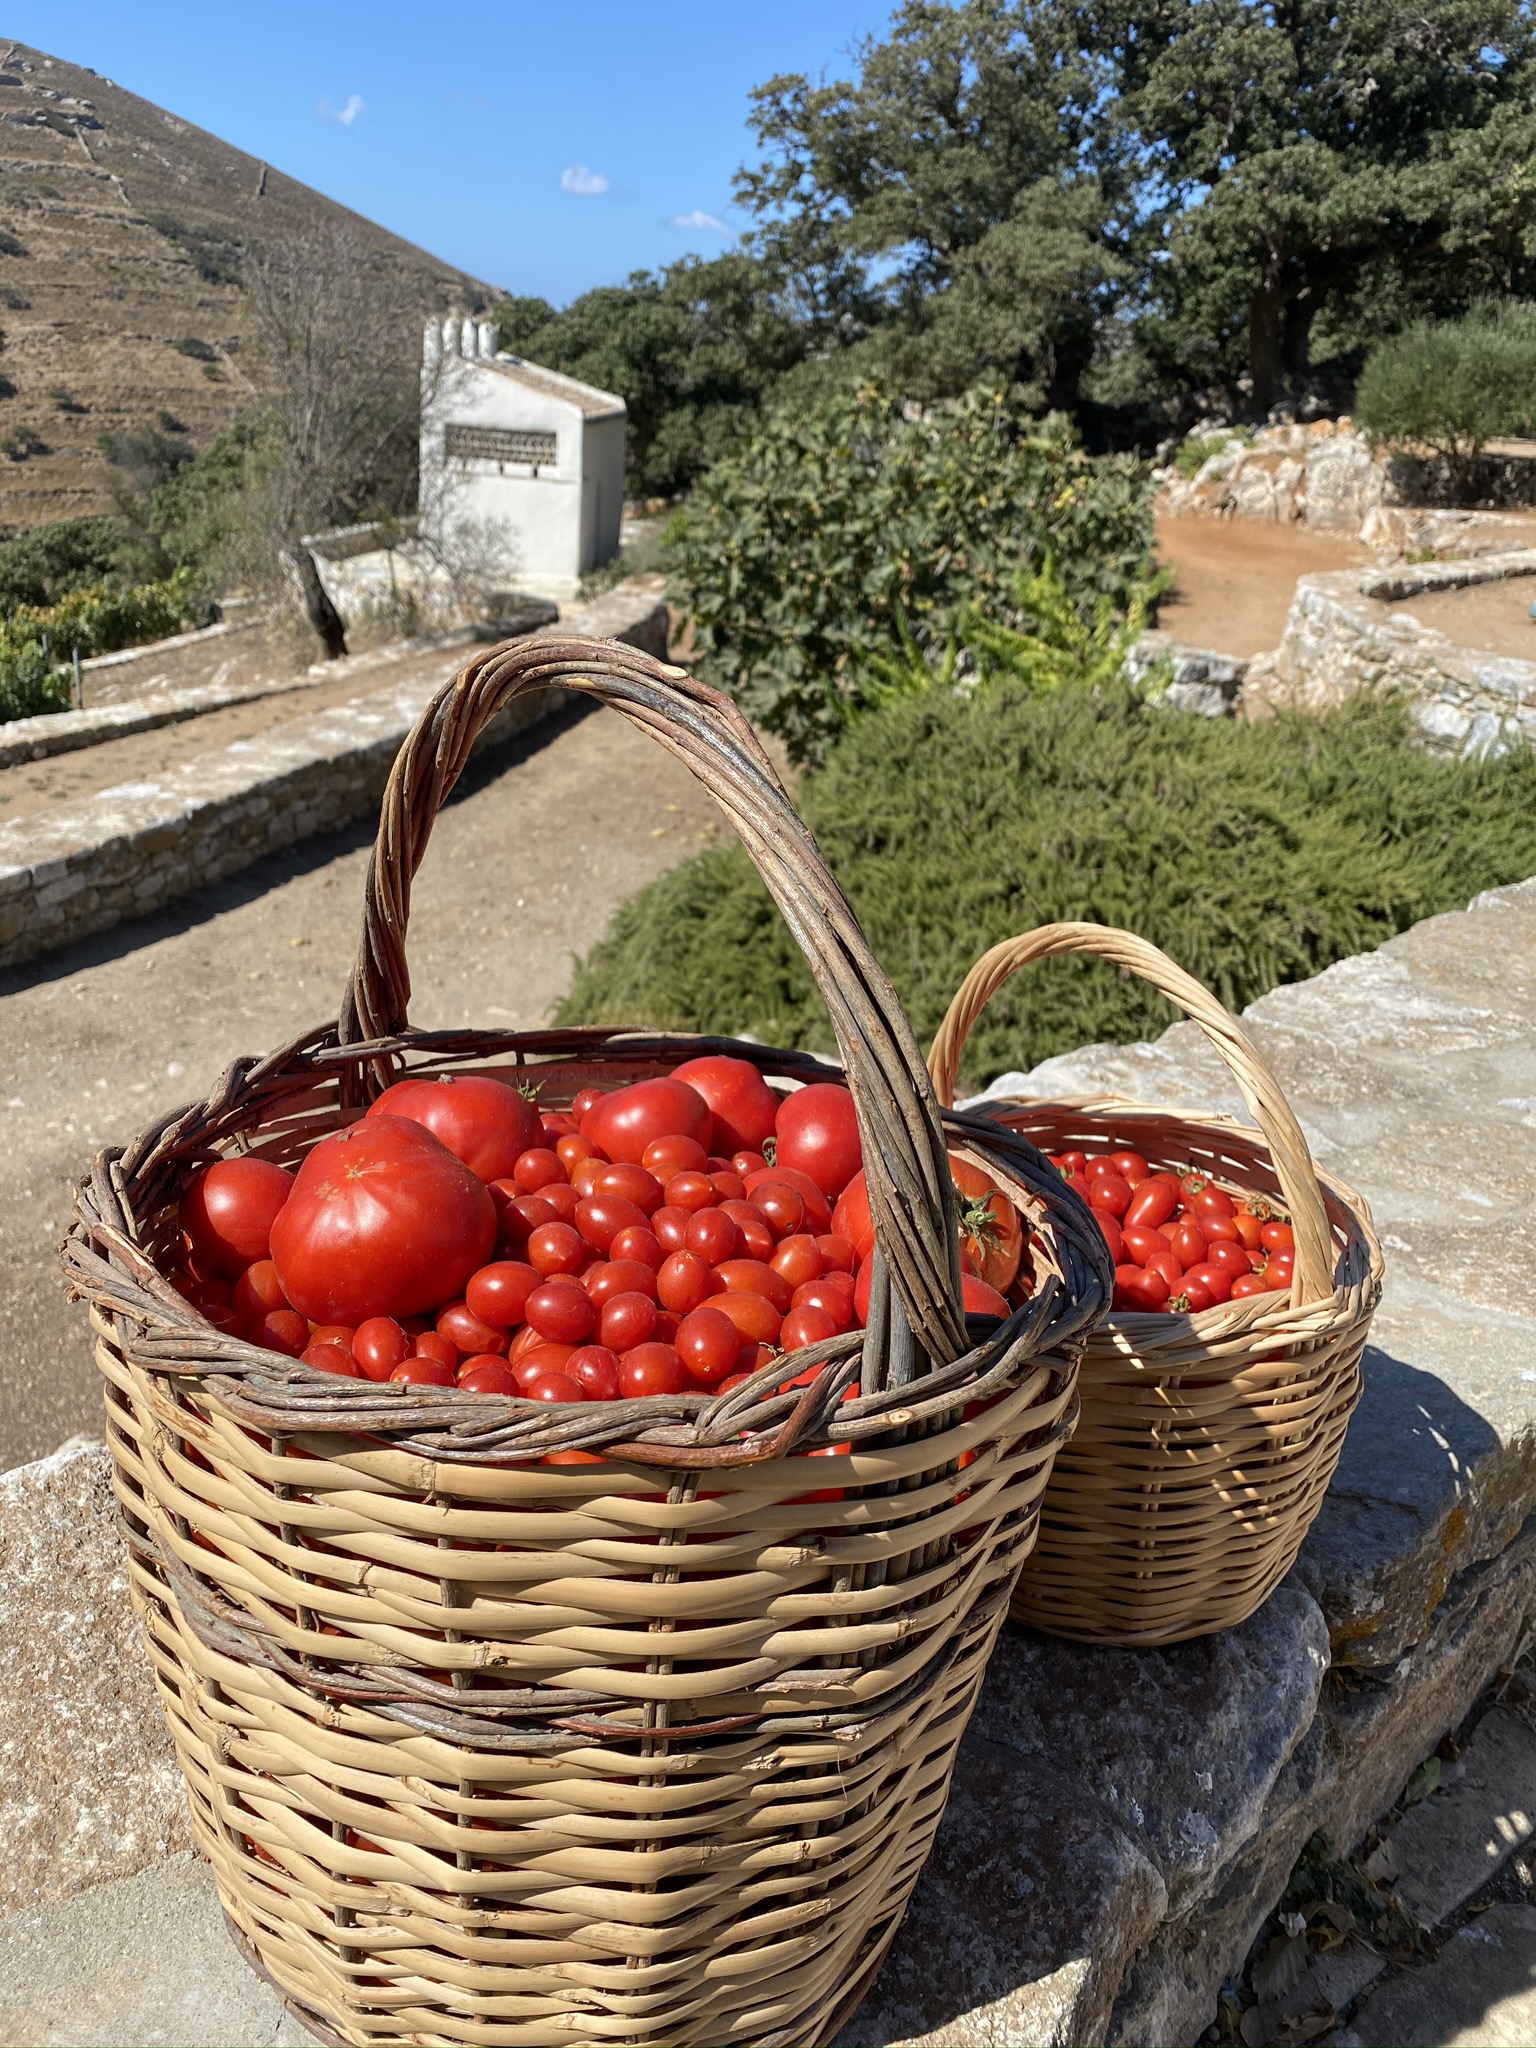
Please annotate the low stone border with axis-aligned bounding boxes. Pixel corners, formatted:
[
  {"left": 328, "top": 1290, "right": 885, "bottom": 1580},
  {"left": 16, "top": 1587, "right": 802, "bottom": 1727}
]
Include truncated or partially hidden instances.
[{"left": 0, "top": 585, "right": 667, "bottom": 972}]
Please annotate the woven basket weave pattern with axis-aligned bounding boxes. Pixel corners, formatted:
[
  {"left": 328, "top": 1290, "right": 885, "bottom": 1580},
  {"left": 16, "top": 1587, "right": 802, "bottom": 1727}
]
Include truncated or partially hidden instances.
[{"left": 65, "top": 641, "right": 1109, "bottom": 2046}]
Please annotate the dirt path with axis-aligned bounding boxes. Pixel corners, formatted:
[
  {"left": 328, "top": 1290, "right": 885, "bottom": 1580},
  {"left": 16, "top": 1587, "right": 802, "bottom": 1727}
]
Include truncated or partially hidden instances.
[
  {"left": 0, "top": 696, "right": 724, "bottom": 1471},
  {"left": 1154, "top": 513, "right": 1373, "bottom": 657},
  {"left": 1393, "top": 577, "right": 1536, "bottom": 661}
]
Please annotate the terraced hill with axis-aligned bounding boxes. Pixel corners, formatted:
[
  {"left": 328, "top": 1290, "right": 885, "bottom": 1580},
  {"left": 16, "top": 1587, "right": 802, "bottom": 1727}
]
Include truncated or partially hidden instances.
[{"left": 0, "top": 38, "right": 495, "bottom": 533}]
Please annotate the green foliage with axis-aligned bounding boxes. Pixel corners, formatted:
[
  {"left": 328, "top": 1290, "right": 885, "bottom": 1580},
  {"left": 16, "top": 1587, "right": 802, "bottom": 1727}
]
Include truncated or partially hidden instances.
[
  {"left": 171, "top": 336, "right": 217, "bottom": 362},
  {"left": 146, "top": 214, "right": 243, "bottom": 287},
  {"left": 493, "top": 254, "right": 804, "bottom": 498},
  {"left": 0, "top": 228, "right": 28, "bottom": 259},
  {"left": 666, "top": 380, "right": 1154, "bottom": 764},
  {"left": 0, "top": 518, "right": 125, "bottom": 610},
  {"left": 1172, "top": 429, "right": 1249, "bottom": 480},
  {"left": 558, "top": 682, "right": 1536, "bottom": 1089},
  {"left": 1355, "top": 303, "right": 1536, "bottom": 470},
  {"left": 0, "top": 570, "right": 195, "bottom": 724}
]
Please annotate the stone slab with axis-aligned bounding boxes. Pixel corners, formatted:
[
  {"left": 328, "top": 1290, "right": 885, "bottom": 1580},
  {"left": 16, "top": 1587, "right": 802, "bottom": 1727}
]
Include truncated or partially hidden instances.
[
  {"left": 1333, "top": 1903, "right": 1536, "bottom": 2047},
  {"left": 1394, "top": 1709, "right": 1536, "bottom": 1929},
  {"left": 0, "top": 1852, "right": 309, "bottom": 2048},
  {"left": 979, "top": 874, "right": 1536, "bottom": 1672}
]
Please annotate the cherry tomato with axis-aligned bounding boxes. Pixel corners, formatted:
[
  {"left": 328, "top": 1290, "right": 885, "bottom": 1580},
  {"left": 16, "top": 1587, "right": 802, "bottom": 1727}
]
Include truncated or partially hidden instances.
[
  {"left": 1170, "top": 1278, "right": 1214, "bottom": 1313},
  {"left": 413, "top": 1331, "right": 459, "bottom": 1369},
  {"left": 720, "top": 1199, "right": 775, "bottom": 1262},
  {"left": 853, "top": 1257, "right": 873, "bottom": 1326},
  {"left": 1094, "top": 1211, "right": 1125, "bottom": 1264},
  {"left": 585, "top": 1162, "right": 664, "bottom": 1215},
  {"left": 781, "top": 1304, "right": 839, "bottom": 1352},
  {"left": 500, "top": 1193, "right": 556, "bottom": 1253},
  {"left": 512, "top": 1148, "right": 566, "bottom": 1193},
  {"left": 523, "top": 1371, "right": 586, "bottom": 1403},
  {"left": 600, "top": 1291, "right": 657, "bottom": 1352},
  {"left": 642, "top": 1134, "right": 709, "bottom": 1180},
  {"left": 526, "top": 1221, "right": 586, "bottom": 1278},
  {"left": 570, "top": 1086, "right": 607, "bottom": 1120},
  {"left": 710, "top": 1290, "right": 782, "bottom": 1346},
  {"left": 585, "top": 1259, "right": 660, "bottom": 1306},
  {"left": 271, "top": 1117, "right": 495, "bottom": 1325},
  {"left": 230, "top": 1263, "right": 286, "bottom": 1327},
  {"left": 352, "top": 1315, "right": 412, "bottom": 1380},
  {"left": 749, "top": 1179, "right": 805, "bottom": 1240},
  {"left": 180, "top": 1156, "right": 295, "bottom": 1279},
  {"left": 1261, "top": 1221, "right": 1295, "bottom": 1253},
  {"left": 458, "top": 1357, "right": 519, "bottom": 1395},
  {"left": 251, "top": 1308, "right": 307, "bottom": 1356},
  {"left": 650, "top": 1205, "right": 690, "bottom": 1252},
  {"left": 960, "top": 1273, "right": 1010, "bottom": 1319},
  {"left": 663, "top": 1171, "right": 716, "bottom": 1216},
  {"left": 533, "top": 1183, "right": 580, "bottom": 1223},
  {"left": 514, "top": 1343, "right": 575, "bottom": 1386},
  {"left": 706, "top": 1170, "right": 744, "bottom": 1204},
  {"left": 540, "top": 1112, "right": 577, "bottom": 1141},
  {"left": 1143, "top": 1249, "right": 1184, "bottom": 1293},
  {"left": 657, "top": 1250, "right": 718, "bottom": 1315},
  {"left": 366, "top": 1074, "right": 542, "bottom": 1184},
  {"left": 1120, "top": 1224, "right": 1169, "bottom": 1267},
  {"left": 1113, "top": 1264, "right": 1169, "bottom": 1311},
  {"left": 1108, "top": 1149, "right": 1151, "bottom": 1185},
  {"left": 675, "top": 1305, "right": 741, "bottom": 1387},
  {"left": 309, "top": 1322, "right": 356, "bottom": 1349},
  {"left": 1056, "top": 1151, "right": 1089, "bottom": 1178},
  {"left": 1194, "top": 1185, "right": 1237, "bottom": 1223},
  {"left": 437, "top": 1301, "right": 510, "bottom": 1356},
  {"left": 618, "top": 1343, "right": 687, "bottom": 1397},
  {"left": 1124, "top": 1175, "right": 1180, "bottom": 1231},
  {"left": 1206, "top": 1240, "right": 1253, "bottom": 1278},
  {"left": 1230, "top": 1272, "right": 1268, "bottom": 1299},
  {"left": 526, "top": 1283, "right": 597, "bottom": 1345},
  {"left": 685, "top": 1207, "right": 740, "bottom": 1265},
  {"left": 731, "top": 1151, "right": 768, "bottom": 1179},
  {"left": 1088, "top": 1172, "right": 1133, "bottom": 1220},
  {"left": 814, "top": 1233, "right": 855, "bottom": 1276},
  {"left": 745, "top": 1166, "right": 832, "bottom": 1235},
  {"left": 714, "top": 1258, "right": 793, "bottom": 1314},
  {"left": 771, "top": 1234, "right": 823, "bottom": 1289},
  {"left": 574, "top": 1194, "right": 650, "bottom": 1256},
  {"left": 791, "top": 1277, "right": 855, "bottom": 1332},
  {"left": 774, "top": 1083, "right": 862, "bottom": 1200},
  {"left": 653, "top": 1308, "right": 681, "bottom": 1344},
  {"left": 582, "top": 1079, "right": 711, "bottom": 1166},
  {"left": 669, "top": 1055, "right": 779, "bottom": 1155},
  {"left": 302, "top": 1340, "right": 359, "bottom": 1376},
  {"left": 1184, "top": 1261, "right": 1234, "bottom": 1305},
  {"left": 1233, "top": 1210, "right": 1265, "bottom": 1251},
  {"left": 464, "top": 1261, "right": 539, "bottom": 1329},
  {"left": 556, "top": 1132, "right": 599, "bottom": 1175},
  {"left": 1264, "top": 1260, "right": 1293, "bottom": 1293},
  {"left": 566, "top": 1345, "right": 621, "bottom": 1401},
  {"left": 608, "top": 1224, "right": 664, "bottom": 1271},
  {"left": 1170, "top": 1219, "right": 1208, "bottom": 1269},
  {"left": 390, "top": 1353, "right": 458, "bottom": 1386},
  {"left": 1201, "top": 1210, "right": 1242, "bottom": 1244}
]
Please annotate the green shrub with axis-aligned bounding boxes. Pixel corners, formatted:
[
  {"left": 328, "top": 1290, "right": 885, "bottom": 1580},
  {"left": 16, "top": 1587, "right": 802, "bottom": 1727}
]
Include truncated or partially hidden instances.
[
  {"left": 557, "top": 682, "right": 1536, "bottom": 1090},
  {"left": 0, "top": 570, "right": 195, "bottom": 724},
  {"left": 1355, "top": 304, "right": 1536, "bottom": 478},
  {"left": 665, "top": 381, "right": 1155, "bottom": 765},
  {"left": 0, "top": 517, "right": 125, "bottom": 610},
  {"left": 1172, "top": 428, "right": 1249, "bottom": 480}
]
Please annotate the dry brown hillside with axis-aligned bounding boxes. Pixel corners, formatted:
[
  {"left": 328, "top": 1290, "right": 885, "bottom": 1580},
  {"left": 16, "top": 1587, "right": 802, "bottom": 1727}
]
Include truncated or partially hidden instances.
[{"left": 0, "top": 38, "right": 496, "bottom": 534}]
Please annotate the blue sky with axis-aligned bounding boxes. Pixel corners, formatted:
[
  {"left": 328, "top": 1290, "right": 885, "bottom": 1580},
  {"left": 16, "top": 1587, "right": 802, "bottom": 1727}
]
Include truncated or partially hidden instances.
[{"left": 17, "top": 1, "right": 888, "bottom": 303}]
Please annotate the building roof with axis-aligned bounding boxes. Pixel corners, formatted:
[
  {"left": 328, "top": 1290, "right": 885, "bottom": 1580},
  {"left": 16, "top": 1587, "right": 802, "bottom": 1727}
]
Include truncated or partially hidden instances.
[{"left": 479, "top": 355, "right": 626, "bottom": 421}]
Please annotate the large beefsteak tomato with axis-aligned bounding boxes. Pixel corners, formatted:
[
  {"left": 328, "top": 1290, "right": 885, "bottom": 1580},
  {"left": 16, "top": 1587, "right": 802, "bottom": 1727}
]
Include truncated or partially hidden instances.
[
  {"left": 365, "top": 1074, "right": 541, "bottom": 1184},
  {"left": 668, "top": 1055, "right": 778, "bottom": 1154}
]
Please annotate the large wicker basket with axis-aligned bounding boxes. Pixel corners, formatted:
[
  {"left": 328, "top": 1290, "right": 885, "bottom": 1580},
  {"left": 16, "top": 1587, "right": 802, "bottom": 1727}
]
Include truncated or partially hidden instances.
[
  {"left": 62, "top": 640, "right": 1108, "bottom": 2048},
  {"left": 927, "top": 922, "right": 1382, "bottom": 1647}
]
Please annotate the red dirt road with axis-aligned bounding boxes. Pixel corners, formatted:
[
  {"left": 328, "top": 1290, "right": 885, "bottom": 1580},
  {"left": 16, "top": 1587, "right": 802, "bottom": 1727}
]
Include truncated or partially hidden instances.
[{"left": 1154, "top": 514, "right": 1373, "bottom": 658}]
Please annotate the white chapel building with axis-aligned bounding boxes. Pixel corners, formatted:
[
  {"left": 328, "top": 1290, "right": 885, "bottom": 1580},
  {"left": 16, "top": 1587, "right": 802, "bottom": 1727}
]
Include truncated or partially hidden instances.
[{"left": 420, "top": 316, "right": 626, "bottom": 598}]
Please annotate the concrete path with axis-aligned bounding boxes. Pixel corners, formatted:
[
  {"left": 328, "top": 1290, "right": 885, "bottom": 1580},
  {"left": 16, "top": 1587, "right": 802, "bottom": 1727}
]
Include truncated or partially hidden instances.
[{"left": 0, "top": 691, "right": 723, "bottom": 1471}]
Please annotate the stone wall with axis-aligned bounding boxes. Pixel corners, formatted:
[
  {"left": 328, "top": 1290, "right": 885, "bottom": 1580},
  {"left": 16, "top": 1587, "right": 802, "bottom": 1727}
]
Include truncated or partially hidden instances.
[{"left": 0, "top": 585, "right": 668, "bottom": 973}]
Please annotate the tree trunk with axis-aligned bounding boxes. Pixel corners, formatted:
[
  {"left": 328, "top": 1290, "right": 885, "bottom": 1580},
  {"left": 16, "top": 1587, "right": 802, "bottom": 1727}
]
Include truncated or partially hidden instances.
[
  {"left": 1282, "top": 290, "right": 1316, "bottom": 382},
  {"left": 280, "top": 543, "right": 348, "bottom": 660},
  {"left": 1247, "top": 284, "right": 1284, "bottom": 418}
]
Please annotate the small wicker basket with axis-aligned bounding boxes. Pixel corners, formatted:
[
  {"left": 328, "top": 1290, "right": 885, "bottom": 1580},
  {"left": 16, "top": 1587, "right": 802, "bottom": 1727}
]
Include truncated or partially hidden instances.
[
  {"left": 63, "top": 640, "right": 1108, "bottom": 2048},
  {"left": 928, "top": 921, "right": 1382, "bottom": 1647}
]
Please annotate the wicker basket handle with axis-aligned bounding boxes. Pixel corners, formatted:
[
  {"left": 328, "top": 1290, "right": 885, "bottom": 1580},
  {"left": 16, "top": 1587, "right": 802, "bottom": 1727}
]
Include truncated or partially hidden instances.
[
  {"left": 338, "top": 635, "right": 966, "bottom": 1361},
  {"left": 926, "top": 922, "right": 1335, "bottom": 1305}
]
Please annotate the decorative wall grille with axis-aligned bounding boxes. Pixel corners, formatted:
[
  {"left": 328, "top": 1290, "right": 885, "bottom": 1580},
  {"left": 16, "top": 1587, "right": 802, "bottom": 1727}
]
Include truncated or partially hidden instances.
[{"left": 445, "top": 424, "right": 558, "bottom": 467}]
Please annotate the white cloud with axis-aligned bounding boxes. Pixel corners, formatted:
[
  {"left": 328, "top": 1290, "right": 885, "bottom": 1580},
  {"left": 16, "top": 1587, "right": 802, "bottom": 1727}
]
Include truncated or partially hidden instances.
[
  {"left": 560, "top": 164, "right": 610, "bottom": 197},
  {"left": 667, "top": 208, "right": 730, "bottom": 234},
  {"left": 317, "top": 93, "right": 366, "bottom": 127}
]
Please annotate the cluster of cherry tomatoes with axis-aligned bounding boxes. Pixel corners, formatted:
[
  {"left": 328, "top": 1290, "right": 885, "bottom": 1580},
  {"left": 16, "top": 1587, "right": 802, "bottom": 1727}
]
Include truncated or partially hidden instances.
[
  {"left": 1047, "top": 1146, "right": 1296, "bottom": 1313},
  {"left": 171, "top": 1054, "right": 1028, "bottom": 1411}
]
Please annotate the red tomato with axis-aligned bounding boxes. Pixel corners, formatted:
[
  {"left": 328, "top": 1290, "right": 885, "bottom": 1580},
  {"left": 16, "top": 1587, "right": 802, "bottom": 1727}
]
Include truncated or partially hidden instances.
[
  {"left": 309, "top": 1322, "right": 356, "bottom": 1349},
  {"left": 1120, "top": 1224, "right": 1169, "bottom": 1267},
  {"left": 302, "top": 1340, "right": 359, "bottom": 1376},
  {"left": 390, "top": 1354, "right": 456, "bottom": 1387},
  {"left": 498, "top": 1193, "right": 555, "bottom": 1253},
  {"left": 540, "top": 1112, "right": 577, "bottom": 1141},
  {"left": 1170, "top": 1219, "right": 1208, "bottom": 1269},
  {"left": 526, "top": 1222, "right": 586, "bottom": 1278},
  {"left": 853, "top": 1257, "right": 872, "bottom": 1327},
  {"left": 714, "top": 1258, "right": 793, "bottom": 1314},
  {"left": 1207, "top": 1240, "right": 1253, "bottom": 1279},
  {"left": 1264, "top": 1260, "right": 1293, "bottom": 1293},
  {"left": 270, "top": 1117, "right": 494, "bottom": 1325},
  {"left": 514, "top": 1343, "right": 576, "bottom": 1386},
  {"left": 1056, "top": 1150, "right": 1089, "bottom": 1178},
  {"left": 566, "top": 1346, "right": 621, "bottom": 1401},
  {"left": 600, "top": 1292, "right": 657, "bottom": 1352},
  {"left": 663, "top": 1171, "right": 716, "bottom": 1215},
  {"left": 570, "top": 1087, "right": 607, "bottom": 1120},
  {"left": 586, "top": 1162, "right": 664, "bottom": 1215},
  {"left": 619, "top": 1344, "right": 687, "bottom": 1397},
  {"left": 1233, "top": 1210, "right": 1265, "bottom": 1251},
  {"left": 1113, "top": 1264, "right": 1169, "bottom": 1311},
  {"left": 960, "top": 1273, "right": 1010, "bottom": 1319},
  {"left": 1124, "top": 1176, "right": 1180, "bottom": 1231},
  {"left": 582, "top": 1080, "right": 711, "bottom": 1166},
  {"left": 609, "top": 1224, "right": 664, "bottom": 1271},
  {"left": 352, "top": 1315, "right": 412, "bottom": 1380},
  {"left": 1183, "top": 1261, "right": 1233, "bottom": 1305},
  {"left": 512, "top": 1148, "right": 566, "bottom": 1193},
  {"left": 745, "top": 1166, "right": 832, "bottom": 1235},
  {"left": 585, "top": 1259, "right": 660, "bottom": 1306},
  {"left": 465, "top": 1261, "right": 538, "bottom": 1329},
  {"left": 1094, "top": 1211, "right": 1125, "bottom": 1264},
  {"left": 180, "top": 1157, "right": 295, "bottom": 1279},
  {"left": 252, "top": 1308, "right": 309, "bottom": 1357},
  {"left": 574, "top": 1194, "right": 650, "bottom": 1256},
  {"left": 1143, "top": 1249, "right": 1184, "bottom": 1293},
  {"left": 524, "top": 1371, "right": 586, "bottom": 1403},
  {"left": 669, "top": 1055, "right": 779, "bottom": 1155},
  {"left": 458, "top": 1357, "right": 519, "bottom": 1395},
  {"left": 771, "top": 1234, "right": 823, "bottom": 1290},
  {"left": 1170, "top": 1278, "right": 1214, "bottom": 1313},
  {"left": 653, "top": 1309, "right": 681, "bottom": 1345},
  {"left": 556, "top": 1132, "right": 599, "bottom": 1174},
  {"left": 1088, "top": 1172, "right": 1133, "bottom": 1220},
  {"left": 711, "top": 1291, "right": 782, "bottom": 1346},
  {"left": 815, "top": 1233, "right": 855, "bottom": 1275},
  {"left": 1201, "top": 1211, "right": 1242, "bottom": 1244},
  {"left": 781, "top": 1304, "right": 839, "bottom": 1352},
  {"left": 650, "top": 1205, "right": 690, "bottom": 1252},
  {"left": 709, "top": 1170, "right": 747, "bottom": 1203},
  {"left": 675, "top": 1305, "right": 741, "bottom": 1387},
  {"left": 949, "top": 1153, "right": 1023, "bottom": 1293},
  {"left": 233, "top": 1260, "right": 289, "bottom": 1324},
  {"left": 720, "top": 1200, "right": 775, "bottom": 1262},
  {"left": 749, "top": 1179, "right": 805, "bottom": 1240},
  {"left": 366, "top": 1075, "right": 541, "bottom": 1184},
  {"left": 730, "top": 1151, "right": 768, "bottom": 1179},
  {"left": 685, "top": 1207, "right": 740, "bottom": 1265},
  {"left": 642, "top": 1134, "right": 709, "bottom": 1180},
  {"left": 437, "top": 1301, "right": 510, "bottom": 1356},
  {"left": 1194, "top": 1185, "right": 1237, "bottom": 1223},
  {"left": 1230, "top": 1272, "right": 1268, "bottom": 1299},
  {"left": 526, "top": 1283, "right": 596, "bottom": 1346},
  {"left": 791, "top": 1277, "right": 855, "bottom": 1333},
  {"left": 533, "top": 1182, "right": 580, "bottom": 1223},
  {"left": 657, "top": 1250, "right": 718, "bottom": 1315},
  {"left": 1108, "top": 1149, "right": 1151, "bottom": 1184},
  {"left": 1261, "top": 1220, "right": 1295, "bottom": 1253},
  {"left": 774, "top": 1084, "right": 862, "bottom": 1201},
  {"left": 413, "top": 1331, "right": 459, "bottom": 1369}
]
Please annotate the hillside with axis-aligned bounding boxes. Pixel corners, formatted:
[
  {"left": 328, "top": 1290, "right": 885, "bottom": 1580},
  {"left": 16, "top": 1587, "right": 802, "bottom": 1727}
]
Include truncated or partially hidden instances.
[{"left": 0, "top": 39, "right": 496, "bottom": 533}]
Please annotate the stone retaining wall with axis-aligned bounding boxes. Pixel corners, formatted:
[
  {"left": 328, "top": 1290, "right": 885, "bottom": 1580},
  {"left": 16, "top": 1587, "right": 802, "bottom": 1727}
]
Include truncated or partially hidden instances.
[{"left": 0, "top": 585, "right": 667, "bottom": 973}]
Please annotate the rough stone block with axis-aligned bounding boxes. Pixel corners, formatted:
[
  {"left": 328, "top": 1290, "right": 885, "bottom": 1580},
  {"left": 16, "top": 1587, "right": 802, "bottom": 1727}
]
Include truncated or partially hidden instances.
[
  {"left": 1391, "top": 1707, "right": 1536, "bottom": 1928},
  {"left": 1336, "top": 1903, "right": 1536, "bottom": 2048}
]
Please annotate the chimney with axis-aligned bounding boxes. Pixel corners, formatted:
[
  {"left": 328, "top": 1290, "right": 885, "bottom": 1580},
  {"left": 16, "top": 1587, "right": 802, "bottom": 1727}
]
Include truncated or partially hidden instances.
[
  {"left": 441, "top": 315, "right": 461, "bottom": 358},
  {"left": 422, "top": 318, "right": 442, "bottom": 367},
  {"left": 477, "top": 320, "right": 496, "bottom": 359}
]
